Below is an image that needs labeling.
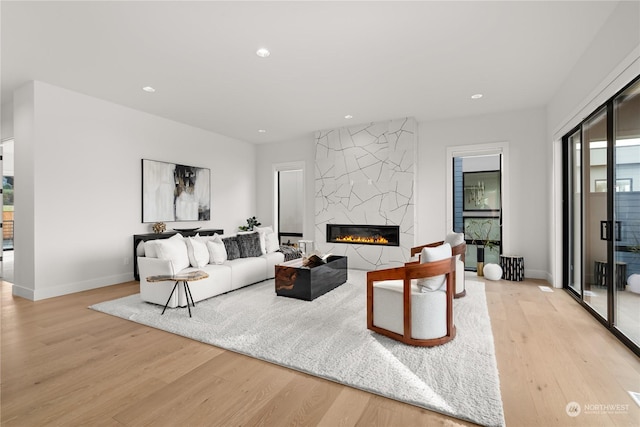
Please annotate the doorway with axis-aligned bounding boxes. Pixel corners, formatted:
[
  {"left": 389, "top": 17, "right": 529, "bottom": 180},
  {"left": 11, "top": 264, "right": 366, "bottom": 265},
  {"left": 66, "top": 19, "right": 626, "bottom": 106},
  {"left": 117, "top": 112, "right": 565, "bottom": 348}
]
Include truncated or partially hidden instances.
[
  {"left": 273, "top": 164, "right": 304, "bottom": 247},
  {"left": 563, "top": 75, "right": 640, "bottom": 355},
  {"left": 453, "top": 154, "right": 503, "bottom": 270}
]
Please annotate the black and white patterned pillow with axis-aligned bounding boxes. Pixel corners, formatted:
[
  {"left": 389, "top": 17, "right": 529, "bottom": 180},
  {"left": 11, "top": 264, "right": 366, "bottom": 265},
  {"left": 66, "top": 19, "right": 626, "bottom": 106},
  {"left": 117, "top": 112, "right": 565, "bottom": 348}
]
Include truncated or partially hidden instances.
[
  {"left": 236, "top": 232, "right": 263, "bottom": 258},
  {"left": 222, "top": 236, "right": 241, "bottom": 260}
]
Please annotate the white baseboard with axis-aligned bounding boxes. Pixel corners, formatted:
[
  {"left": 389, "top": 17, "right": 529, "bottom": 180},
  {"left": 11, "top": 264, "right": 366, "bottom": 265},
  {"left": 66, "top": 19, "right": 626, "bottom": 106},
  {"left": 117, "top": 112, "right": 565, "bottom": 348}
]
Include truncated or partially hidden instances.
[
  {"left": 524, "top": 269, "right": 551, "bottom": 284},
  {"left": 13, "top": 273, "right": 134, "bottom": 301},
  {"left": 12, "top": 283, "right": 35, "bottom": 300}
]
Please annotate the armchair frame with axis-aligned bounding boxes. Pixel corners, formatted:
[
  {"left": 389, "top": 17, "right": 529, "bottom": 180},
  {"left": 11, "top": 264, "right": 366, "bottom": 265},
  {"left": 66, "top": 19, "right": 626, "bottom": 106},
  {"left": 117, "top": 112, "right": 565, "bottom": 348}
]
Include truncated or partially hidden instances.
[
  {"left": 412, "top": 240, "right": 467, "bottom": 298},
  {"left": 366, "top": 257, "right": 457, "bottom": 347}
]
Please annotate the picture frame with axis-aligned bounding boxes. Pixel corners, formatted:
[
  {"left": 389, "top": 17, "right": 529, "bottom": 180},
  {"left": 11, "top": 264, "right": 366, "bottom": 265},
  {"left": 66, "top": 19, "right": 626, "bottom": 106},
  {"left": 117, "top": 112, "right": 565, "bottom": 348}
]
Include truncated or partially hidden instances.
[
  {"left": 463, "top": 170, "right": 501, "bottom": 211},
  {"left": 141, "top": 159, "right": 210, "bottom": 223}
]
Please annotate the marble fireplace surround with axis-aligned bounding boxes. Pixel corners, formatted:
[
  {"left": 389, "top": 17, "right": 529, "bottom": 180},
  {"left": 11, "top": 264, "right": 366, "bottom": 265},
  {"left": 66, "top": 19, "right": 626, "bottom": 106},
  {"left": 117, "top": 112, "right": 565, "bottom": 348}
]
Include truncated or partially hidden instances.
[{"left": 314, "top": 118, "right": 416, "bottom": 270}]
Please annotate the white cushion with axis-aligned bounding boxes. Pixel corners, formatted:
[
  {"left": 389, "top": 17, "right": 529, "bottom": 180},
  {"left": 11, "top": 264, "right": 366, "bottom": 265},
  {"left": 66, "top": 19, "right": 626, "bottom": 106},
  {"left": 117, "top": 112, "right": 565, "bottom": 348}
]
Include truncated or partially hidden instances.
[
  {"left": 194, "top": 233, "right": 217, "bottom": 243},
  {"left": 144, "top": 240, "right": 159, "bottom": 258},
  {"left": 206, "top": 235, "right": 227, "bottom": 264},
  {"left": 484, "top": 263, "right": 503, "bottom": 281},
  {"left": 155, "top": 235, "right": 190, "bottom": 272},
  {"left": 185, "top": 237, "right": 209, "bottom": 268},
  {"left": 417, "top": 243, "right": 451, "bottom": 292},
  {"left": 444, "top": 231, "right": 465, "bottom": 247},
  {"left": 265, "top": 231, "right": 280, "bottom": 253},
  {"left": 254, "top": 225, "right": 274, "bottom": 255},
  {"left": 372, "top": 279, "right": 447, "bottom": 340}
]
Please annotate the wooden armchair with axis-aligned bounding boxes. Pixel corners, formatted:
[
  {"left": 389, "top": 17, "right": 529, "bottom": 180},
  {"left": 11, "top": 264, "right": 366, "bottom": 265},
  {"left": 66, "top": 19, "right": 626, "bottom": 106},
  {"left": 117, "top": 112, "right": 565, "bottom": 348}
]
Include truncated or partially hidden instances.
[
  {"left": 367, "top": 256, "right": 457, "bottom": 347},
  {"left": 411, "top": 239, "right": 467, "bottom": 298}
]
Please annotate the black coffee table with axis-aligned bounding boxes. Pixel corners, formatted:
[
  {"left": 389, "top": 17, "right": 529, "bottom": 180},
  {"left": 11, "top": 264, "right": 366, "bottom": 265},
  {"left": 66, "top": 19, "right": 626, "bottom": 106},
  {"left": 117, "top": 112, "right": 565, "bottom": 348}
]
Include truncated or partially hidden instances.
[{"left": 275, "top": 256, "right": 347, "bottom": 301}]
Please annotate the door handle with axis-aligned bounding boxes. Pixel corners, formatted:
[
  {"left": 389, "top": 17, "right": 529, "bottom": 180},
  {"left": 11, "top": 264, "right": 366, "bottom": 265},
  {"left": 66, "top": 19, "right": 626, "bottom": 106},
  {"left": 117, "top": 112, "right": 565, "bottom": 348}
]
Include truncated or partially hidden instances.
[{"left": 600, "top": 221, "right": 609, "bottom": 241}]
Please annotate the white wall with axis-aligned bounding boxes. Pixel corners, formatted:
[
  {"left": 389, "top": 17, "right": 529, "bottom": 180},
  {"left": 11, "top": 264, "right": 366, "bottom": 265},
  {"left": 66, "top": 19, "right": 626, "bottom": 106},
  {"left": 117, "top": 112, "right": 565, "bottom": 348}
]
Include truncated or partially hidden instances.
[
  {"left": 255, "top": 135, "right": 315, "bottom": 241},
  {"left": 418, "top": 108, "right": 549, "bottom": 280},
  {"left": 13, "top": 81, "right": 256, "bottom": 300},
  {"left": 548, "top": 0, "right": 640, "bottom": 287},
  {"left": 1, "top": 102, "right": 13, "bottom": 141}
]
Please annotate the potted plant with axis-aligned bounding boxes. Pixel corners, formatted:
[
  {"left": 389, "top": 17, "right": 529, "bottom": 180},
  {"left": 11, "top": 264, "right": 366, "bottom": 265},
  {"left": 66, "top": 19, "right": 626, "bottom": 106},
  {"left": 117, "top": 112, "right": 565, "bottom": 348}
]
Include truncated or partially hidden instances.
[
  {"left": 238, "top": 216, "right": 261, "bottom": 232},
  {"left": 465, "top": 218, "right": 499, "bottom": 276}
]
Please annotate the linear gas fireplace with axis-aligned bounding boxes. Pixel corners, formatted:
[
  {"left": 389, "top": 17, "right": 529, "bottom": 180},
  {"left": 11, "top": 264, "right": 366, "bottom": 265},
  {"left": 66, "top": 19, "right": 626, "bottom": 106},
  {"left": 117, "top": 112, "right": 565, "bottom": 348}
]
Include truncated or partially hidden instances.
[{"left": 326, "top": 224, "right": 400, "bottom": 247}]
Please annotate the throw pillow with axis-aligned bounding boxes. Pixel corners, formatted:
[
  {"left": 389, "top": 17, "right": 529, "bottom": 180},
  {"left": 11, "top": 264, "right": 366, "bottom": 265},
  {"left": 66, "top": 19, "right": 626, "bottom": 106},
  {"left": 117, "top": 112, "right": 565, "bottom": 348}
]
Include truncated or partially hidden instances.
[
  {"left": 236, "top": 232, "right": 263, "bottom": 258},
  {"left": 155, "top": 235, "right": 190, "bottom": 272},
  {"left": 144, "top": 240, "right": 159, "bottom": 258},
  {"left": 416, "top": 243, "right": 452, "bottom": 292},
  {"left": 265, "top": 231, "right": 280, "bottom": 253},
  {"left": 185, "top": 237, "right": 209, "bottom": 268},
  {"left": 206, "top": 236, "right": 227, "bottom": 264},
  {"left": 253, "top": 225, "right": 274, "bottom": 255},
  {"left": 222, "top": 236, "right": 241, "bottom": 260},
  {"left": 444, "top": 231, "right": 465, "bottom": 247}
]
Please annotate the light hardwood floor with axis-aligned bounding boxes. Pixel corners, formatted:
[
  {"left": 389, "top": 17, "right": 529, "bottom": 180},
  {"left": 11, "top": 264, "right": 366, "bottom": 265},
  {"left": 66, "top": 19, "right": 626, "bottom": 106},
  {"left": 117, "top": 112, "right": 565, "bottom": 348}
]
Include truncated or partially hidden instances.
[{"left": 2, "top": 276, "right": 639, "bottom": 426}]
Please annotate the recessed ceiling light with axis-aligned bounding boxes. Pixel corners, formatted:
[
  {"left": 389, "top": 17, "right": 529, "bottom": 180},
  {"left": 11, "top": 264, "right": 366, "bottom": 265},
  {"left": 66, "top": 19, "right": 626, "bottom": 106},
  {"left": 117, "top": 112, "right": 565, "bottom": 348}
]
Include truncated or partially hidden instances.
[
  {"left": 344, "top": 115, "right": 353, "bottom": 119},
  {"left": 256, "top": 48, "right": 270, "bottom": 58},
  {"left": 471, "top": 93, "right": 483, "bottom": 99},
  {"left": 142, "top": 86, "right": 156, "bottom": 93},
  {"left": 258, "top": 129, "right": 267, "bottom": 133}
]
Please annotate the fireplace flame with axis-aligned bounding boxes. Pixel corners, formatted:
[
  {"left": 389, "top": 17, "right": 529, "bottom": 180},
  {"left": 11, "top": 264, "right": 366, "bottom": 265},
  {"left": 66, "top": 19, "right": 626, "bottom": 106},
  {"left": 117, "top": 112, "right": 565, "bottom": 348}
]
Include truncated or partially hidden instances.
[{"left": 335, "top": 235, "right": 389, "bottom": 244}]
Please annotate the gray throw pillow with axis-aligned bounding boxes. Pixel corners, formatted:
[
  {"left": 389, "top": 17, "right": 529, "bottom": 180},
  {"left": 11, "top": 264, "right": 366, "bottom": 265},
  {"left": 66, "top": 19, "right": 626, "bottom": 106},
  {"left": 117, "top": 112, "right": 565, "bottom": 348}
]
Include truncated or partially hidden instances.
[
  {"left": 222, "top": 236, "right": 241, "bottom": 260},
  {"left": 236, "top": 232, "right": 263, "bottom": 258}
]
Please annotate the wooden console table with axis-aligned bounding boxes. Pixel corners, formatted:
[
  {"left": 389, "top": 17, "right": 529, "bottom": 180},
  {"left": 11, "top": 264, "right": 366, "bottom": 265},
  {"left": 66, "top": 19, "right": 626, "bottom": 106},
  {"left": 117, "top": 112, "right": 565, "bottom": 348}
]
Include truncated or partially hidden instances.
[{"left": 133, "top": 228, "right": 223, "bottom": 280}]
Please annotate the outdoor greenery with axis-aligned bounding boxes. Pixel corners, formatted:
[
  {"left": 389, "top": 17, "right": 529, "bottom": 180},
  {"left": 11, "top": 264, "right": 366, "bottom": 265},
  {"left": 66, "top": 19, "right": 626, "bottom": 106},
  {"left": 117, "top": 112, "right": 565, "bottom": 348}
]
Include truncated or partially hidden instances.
[{"left": 465, "top": 218, "right": 499, "bottom": 252}]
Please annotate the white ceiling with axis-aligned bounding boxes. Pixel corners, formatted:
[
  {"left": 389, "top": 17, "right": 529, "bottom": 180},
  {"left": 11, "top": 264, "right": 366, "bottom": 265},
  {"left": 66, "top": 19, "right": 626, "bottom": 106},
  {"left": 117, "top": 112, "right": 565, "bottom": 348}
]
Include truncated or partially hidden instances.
[{"left": 1, "top": 1, "right": 620, "bottom": 144}]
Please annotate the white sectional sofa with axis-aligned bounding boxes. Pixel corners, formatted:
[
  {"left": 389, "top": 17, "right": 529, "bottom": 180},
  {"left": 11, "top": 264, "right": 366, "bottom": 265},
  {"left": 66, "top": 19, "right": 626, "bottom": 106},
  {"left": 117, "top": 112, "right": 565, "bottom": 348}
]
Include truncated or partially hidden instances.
[{"left": 137, "top": 228, "right": 286, "bottom": 308}]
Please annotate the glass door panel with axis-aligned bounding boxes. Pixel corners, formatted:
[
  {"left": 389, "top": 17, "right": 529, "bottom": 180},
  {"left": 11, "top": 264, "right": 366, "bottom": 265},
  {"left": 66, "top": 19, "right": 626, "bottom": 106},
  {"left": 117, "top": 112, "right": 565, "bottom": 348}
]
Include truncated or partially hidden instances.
[
  {"left": 582, "top": 108, "right": 608, "bottom": 320},
  {"left": 568, "top": 129, "right": 582, "bottom": 295},
  {"left": 613, "top": 79, "right": 640, "bottom": 346}
]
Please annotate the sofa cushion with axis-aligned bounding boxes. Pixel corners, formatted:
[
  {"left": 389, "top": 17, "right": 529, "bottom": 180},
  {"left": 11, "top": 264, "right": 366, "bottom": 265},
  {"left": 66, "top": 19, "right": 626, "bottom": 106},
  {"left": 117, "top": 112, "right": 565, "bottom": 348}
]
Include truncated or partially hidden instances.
[
  {"left": 155, "top": 234, "right": 190, "bottom": 272},
  {"left": 265, "top": 231, "right": 280, "bottom": 253},
  {"left": 253, "top": 225, "right": 274, "bottom": 255},
  {"left": 222, "top": 236, "right": 241, "bottom": 260},
  {"left": 236, "top": 232, "right": 263, "bottom": 258},
  {"left": 224, "top": 257, "right": 267, "bottom": 290},
  {"left": 417, "top": 243, "right": 451, "bottom": 292},
  {"left": 144, "top": 240, "right": 159, "bottom": 258},
  {"left": 206, "top": 235, "right": 227, "bottom": 264},
  {"left": 186, "top": 237, "right": 209, "bottom": 268}
]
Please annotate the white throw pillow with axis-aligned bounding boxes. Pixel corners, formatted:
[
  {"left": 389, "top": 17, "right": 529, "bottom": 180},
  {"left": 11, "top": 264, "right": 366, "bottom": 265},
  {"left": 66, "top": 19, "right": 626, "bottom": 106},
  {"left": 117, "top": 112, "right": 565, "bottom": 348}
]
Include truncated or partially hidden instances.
[
  {"left": 417, "top": 243, "right": 452, "bottom": 292},
  {"left": 265, "top": 231, "right": 280, "bottom": 253},
  {"left": 253, "top": 225, "right": 274, "bottom": 255},
  {"left": 444, "top": 231, "right": 465, "bottom": 247},
  {"left": 144, "top": 240, "right": 159, "bottom": 258},
  {"left": 186, "top": 237, "right": 209, "bottom": 268},
  {"left": 206, "top": 235, "right": 227, "bottom": 264},
  {"left": 155, "top": 235, "right": 190, "bottom": 272}
]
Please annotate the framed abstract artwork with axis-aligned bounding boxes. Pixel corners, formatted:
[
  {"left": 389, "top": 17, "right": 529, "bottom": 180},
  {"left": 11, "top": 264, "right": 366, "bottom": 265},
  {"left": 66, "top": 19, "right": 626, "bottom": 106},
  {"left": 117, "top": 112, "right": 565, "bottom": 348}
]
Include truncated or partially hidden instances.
[
  {"left": 463, "top": 170, "right": 501, "bottom": 211},
  {"left": 141, "top": 159, "right": 210, "bottom": 223}
]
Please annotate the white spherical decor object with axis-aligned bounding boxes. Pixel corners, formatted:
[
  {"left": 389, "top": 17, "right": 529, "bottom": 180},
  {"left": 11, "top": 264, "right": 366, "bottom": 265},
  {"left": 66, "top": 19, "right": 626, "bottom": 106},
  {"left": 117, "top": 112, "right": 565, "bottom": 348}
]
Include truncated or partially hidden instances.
[
  {"left": 627, "top": 274, "right": 640, "bottom": 294},
  {"left": 483, "top": 263, "right": 503, "bottom": 281}
]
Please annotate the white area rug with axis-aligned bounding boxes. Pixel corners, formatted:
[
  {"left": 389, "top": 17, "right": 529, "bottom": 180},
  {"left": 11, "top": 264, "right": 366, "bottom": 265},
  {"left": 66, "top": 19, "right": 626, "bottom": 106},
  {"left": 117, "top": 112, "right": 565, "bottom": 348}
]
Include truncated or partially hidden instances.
[{"left": 90, "top": 270, "right": 505, "bottom": 427}]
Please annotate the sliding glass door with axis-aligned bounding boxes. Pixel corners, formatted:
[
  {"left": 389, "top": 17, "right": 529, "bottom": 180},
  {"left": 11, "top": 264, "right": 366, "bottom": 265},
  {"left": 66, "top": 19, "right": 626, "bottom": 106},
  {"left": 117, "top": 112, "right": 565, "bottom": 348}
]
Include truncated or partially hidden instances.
[
  {"left": 563, "top": 76, "right": 640, "bottom": 355},
  {"left": 613, "top": 79, "right": 640, "bottom": 346},
  {"left": 582, "top": 107, "right": 609, "bottom": 320}
]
